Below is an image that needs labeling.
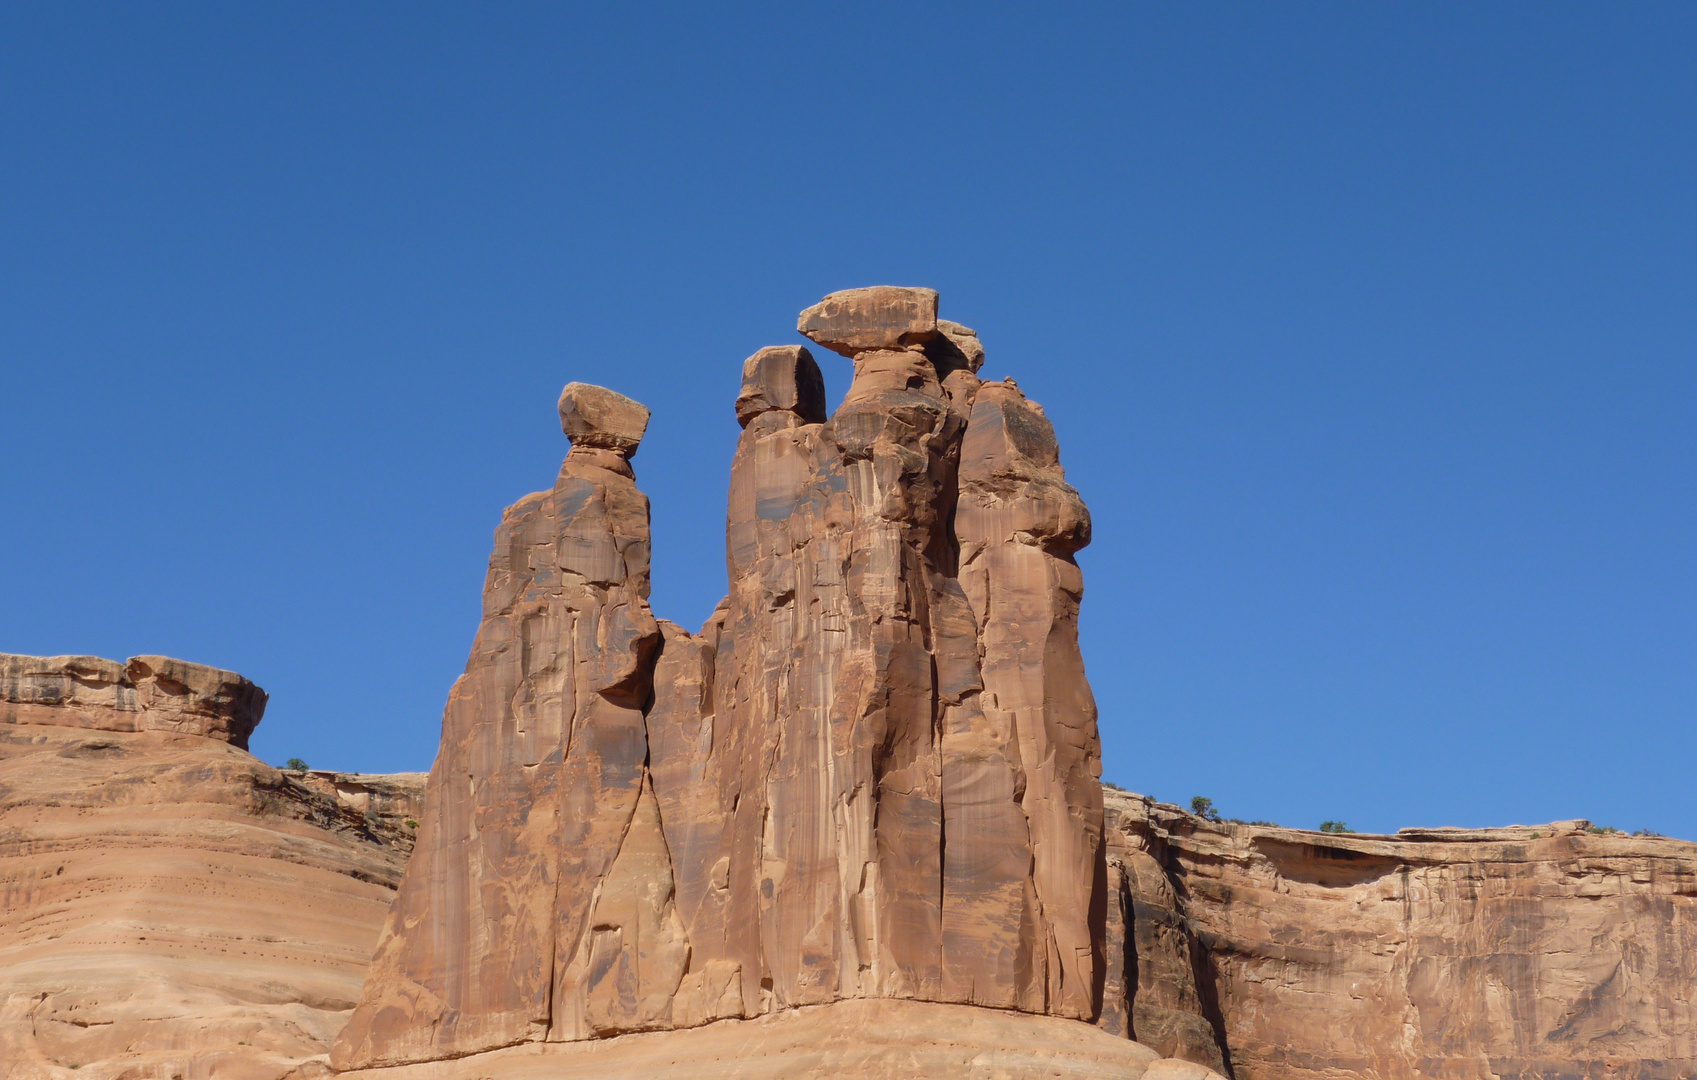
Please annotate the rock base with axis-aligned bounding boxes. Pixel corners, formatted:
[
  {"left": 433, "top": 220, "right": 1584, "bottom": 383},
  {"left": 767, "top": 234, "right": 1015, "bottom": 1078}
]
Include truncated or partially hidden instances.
[{"left": 333, "top": 998, "right": 1224, "bottom": 1080}]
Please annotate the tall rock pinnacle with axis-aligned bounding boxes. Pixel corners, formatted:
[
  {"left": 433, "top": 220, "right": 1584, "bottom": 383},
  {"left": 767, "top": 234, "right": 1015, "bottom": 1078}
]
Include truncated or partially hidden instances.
[{"left": 332, "top": 295, "right": 1105, "bottom": 1069}]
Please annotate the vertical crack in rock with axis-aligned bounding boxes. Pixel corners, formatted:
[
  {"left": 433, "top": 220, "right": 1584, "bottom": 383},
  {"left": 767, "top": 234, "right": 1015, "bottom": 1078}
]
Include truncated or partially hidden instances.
[
  {"left": 331, "top": 289, "right": 1107, "bottom": 1070},
  {"left": 333, "top": 385, "right": 662, "bottom": 1067}
]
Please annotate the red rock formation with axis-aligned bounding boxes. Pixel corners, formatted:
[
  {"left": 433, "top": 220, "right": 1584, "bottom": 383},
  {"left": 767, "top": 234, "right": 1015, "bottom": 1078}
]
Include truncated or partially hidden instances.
[
  {"left": 334, "top": 383, "right": 669, "bottom": 1065},
  {"left": 1102, "top": 790, "right": 1697, "bottom": 1080},
  {"left": 332, "top": 289, "right": 1114, "bottom": 1071},
  {"left": 1, "top": 652, "right": 268, "bottom": 748},
  {"left": 0, "top": 654, "right": 421, "bottom": 1080}
]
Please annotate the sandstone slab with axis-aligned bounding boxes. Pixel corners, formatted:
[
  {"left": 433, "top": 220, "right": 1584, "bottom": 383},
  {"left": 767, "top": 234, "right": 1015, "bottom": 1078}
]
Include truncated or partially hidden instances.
[
  {"left": 333, "top": 998, "right": 1214, "bottom": 1080},
  {"left": 0, "top": 652, "right": 269, "bottom": 749},
  {"left": 796, "top": 286, "right": 939, "bottom": 357}
]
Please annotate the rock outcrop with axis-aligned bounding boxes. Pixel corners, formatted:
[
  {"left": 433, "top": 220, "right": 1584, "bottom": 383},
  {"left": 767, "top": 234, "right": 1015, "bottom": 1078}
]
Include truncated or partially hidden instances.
[
  {"left": 0, "top": 654, "right": 424, "bottom": 1080},
  {"left": 1101, "top": 791, "right": 1697, "bottom": 1080},
  {"left": 1, "top": 652, "right": 269, "bottom": 749},
  {"left": 332, "top": 288, "right": 1133, "bottom": 1075},
  {"left": 292, "top": 768, "right": 428, "bottom": 842},
  {"left": 5, "top": 291, "right": 1691, "bottom": 1080}
]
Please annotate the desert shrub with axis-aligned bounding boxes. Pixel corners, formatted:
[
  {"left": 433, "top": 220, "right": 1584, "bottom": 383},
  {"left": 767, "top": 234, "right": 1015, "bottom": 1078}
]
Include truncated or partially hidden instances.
[
  {"left": 1319, "top": 820, "right": 1354, "bottom": 834},
  {"left": 284, "top": 757, "right": 309, "bottom": 771},
  {"left": 1189, "top": 796, "right": 1221, "bottom": 822}
]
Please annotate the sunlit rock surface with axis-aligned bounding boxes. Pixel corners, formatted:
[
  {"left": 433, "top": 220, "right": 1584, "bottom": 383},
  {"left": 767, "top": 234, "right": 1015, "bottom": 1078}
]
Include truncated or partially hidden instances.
[
  {"left": 332, "top": 289, "right": 1124, "bottom": 1075},
  {"left": 1102, "top": 790, "right": 1697, "bottom": 1080},
  {"left": 0, "top": 655, "right": 423, "bottom": 1080}
]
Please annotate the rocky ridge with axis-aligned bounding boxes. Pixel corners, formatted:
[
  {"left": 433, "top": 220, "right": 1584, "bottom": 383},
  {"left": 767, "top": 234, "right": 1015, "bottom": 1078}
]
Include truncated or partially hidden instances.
[
  {"left": 1102, "top": 791, "right": 1697, "bottom": 1080},
  {"left": 7, "top": 289, "right": 1691, "bottom": 1080}
]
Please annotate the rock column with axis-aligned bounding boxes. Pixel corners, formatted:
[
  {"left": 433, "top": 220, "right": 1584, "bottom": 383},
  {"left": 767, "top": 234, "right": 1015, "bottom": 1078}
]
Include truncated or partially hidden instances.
[
  {"left": 333, "top": 384, "right": 675, "bottom": 1067},
  {"left": 333, "top": 289, "right": 1109, "bottom": 1071}
]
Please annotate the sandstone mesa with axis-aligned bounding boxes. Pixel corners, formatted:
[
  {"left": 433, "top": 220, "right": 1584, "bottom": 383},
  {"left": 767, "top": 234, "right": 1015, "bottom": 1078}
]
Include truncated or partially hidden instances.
[{"left": 0, "top": 287, "right": 1691, "bottom": 1080}]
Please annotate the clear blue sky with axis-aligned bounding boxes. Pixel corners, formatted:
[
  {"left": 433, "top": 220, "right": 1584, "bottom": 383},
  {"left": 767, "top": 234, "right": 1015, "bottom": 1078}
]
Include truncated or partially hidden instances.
[{"left": 3, "top": 5, "right": 1693, "bottom": 837}]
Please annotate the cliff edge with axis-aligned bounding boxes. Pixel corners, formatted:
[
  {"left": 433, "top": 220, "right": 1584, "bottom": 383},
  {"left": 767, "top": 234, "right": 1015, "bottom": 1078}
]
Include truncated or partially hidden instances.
[{"left": 0, "top": 653, "right": 424, "bottom": 1080}]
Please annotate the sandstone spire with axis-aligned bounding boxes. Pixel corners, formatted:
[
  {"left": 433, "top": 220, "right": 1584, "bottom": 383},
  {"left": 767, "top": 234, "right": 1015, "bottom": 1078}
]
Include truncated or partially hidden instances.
[
  {"left": 334, "top": 381, "right": 668, "bottom": 1065},
  {"left": 333, "top": 297, "right": 1106, "bottom": 1069}
]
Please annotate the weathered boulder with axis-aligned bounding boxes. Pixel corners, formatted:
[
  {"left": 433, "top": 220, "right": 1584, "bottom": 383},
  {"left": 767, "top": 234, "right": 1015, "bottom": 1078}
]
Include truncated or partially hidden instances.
[
  {"left": 733, "top": 344, "right": 827, "bottom": 427},
  {"left": 0, "top": 652, "right": 269, "bottom": 749},
  {"left": 558, "top": 381, "right": 650, "bottom": 458},
  {"left": 796, "top": 285, "right": 939, "bottom": 357},
  {"left": 934, "top": 318, "right": 986, "bottom": 374}
]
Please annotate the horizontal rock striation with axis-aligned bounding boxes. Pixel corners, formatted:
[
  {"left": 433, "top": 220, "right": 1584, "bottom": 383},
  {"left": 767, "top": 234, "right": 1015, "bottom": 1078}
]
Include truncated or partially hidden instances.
[
  {"left": 0, "top": 652, "right": 268, "bottom": 749},
  {"left": 0, "top": 663, "right": 423, "bottom": 1080},
  {"left": 1101, "top": 791, "right": 1697, "bottom": 1080},
  {"left": 333, "top": 288, "right": 1113, "bottom": 1070}
]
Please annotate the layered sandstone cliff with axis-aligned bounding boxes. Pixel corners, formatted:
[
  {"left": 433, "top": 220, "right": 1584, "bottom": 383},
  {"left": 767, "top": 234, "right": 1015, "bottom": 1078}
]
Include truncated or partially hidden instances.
[
  {"left": 1102, "top": 790, "right": 1697, "bottom": 1080},
  {"left": 330, "top": 288, "right": 1154, "bottom": 1076},
  {"left": 0, "top": 654, "right": 424, "bottom": 1080}
]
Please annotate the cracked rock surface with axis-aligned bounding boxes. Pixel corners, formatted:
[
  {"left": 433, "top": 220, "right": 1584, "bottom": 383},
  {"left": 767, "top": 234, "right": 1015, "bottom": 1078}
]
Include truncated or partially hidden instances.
[
  {"left": 332, "top": 290, "right": 1117, "bottom": 1072},
  {"left": 1101, "top": 791, "right": 1697, "bottom": 1080}
]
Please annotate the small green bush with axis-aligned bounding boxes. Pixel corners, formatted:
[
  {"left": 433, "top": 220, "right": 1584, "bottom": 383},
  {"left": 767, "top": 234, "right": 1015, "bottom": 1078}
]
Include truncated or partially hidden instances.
[
  {"left": 1102, "top": 781, "right": 1125, "bottom": 791},
  {"left": 284, "top": 757, "right": 309, "bottom": 771},
  {"left": 1189, "top": 796, "right": 1221, "bottom": 822},
  {"left": 1319, "top": 820, "right": 1354, "bottom": 834},
  {"left": 1632, "top": 828, "right": 1662, "bottom": 837},
  {"left": 405, "top": 819, "right": 419, "bottom": 829}
]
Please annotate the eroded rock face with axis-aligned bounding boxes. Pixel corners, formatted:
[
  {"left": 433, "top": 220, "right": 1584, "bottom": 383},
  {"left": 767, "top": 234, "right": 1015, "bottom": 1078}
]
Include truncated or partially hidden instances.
[
  {"left": 0, "top": 652, "right": 269, "bottom": 749},
  {"left": 334, "top": 384, "right": 666, "bottom": 1065},
  {"left": 0, "top": 663, "right": 421, "bottom": 1080},
  {"left": 334, "top": 293, "right": 1110, "bottom": 1070},
  {"left": 1100, "top": 791, "right": 1697, "bottom": 1080}
]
